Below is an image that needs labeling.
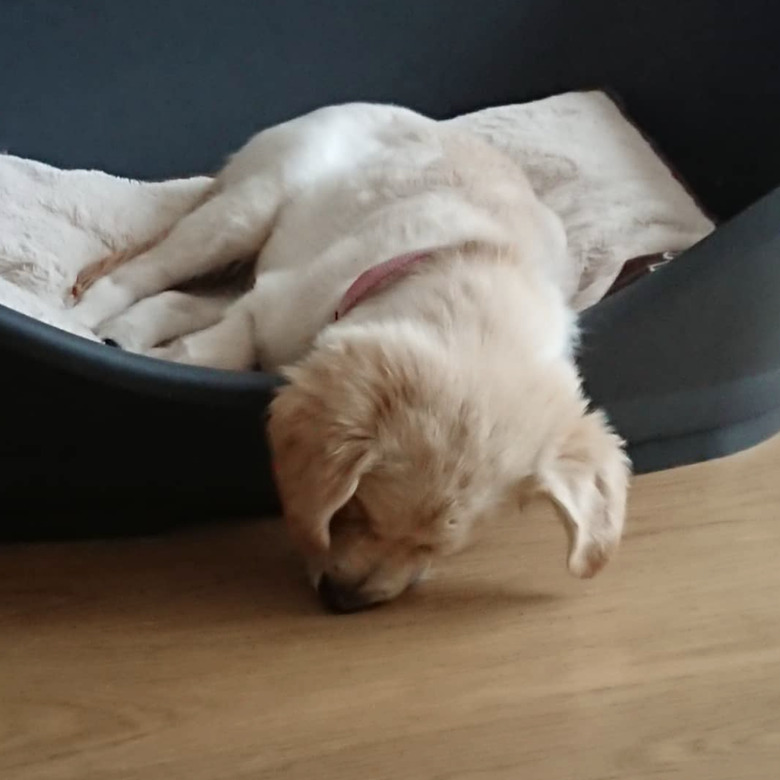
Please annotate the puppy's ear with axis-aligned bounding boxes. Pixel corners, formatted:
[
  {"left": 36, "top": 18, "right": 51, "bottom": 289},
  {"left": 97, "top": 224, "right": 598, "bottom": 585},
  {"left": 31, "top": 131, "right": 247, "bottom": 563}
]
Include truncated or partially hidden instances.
[
  {"left": 267, "top": 368, "right": 376, "bottom": 555},
  {"left": 536, "top": 410, "right": 630, "bottom": 578}
]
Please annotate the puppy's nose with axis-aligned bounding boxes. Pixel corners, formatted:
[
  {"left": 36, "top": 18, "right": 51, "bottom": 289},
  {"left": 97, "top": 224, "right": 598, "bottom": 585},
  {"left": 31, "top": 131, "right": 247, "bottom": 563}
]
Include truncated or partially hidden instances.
[{"left": 317, "top": 574, "right": 375, "bottom": 614}]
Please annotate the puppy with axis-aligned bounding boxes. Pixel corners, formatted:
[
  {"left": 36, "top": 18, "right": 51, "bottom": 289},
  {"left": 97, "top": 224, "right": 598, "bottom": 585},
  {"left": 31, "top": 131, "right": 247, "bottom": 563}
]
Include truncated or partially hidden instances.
[{"left": 71, "top": 103, "right": 630, "bottom": 612}]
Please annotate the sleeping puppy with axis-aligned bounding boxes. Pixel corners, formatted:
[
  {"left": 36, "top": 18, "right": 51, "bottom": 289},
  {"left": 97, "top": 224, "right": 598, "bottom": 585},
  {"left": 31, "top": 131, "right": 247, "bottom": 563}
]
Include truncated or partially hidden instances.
[{"left": 71, "top": 103, "right": 630, "bottom": 612}]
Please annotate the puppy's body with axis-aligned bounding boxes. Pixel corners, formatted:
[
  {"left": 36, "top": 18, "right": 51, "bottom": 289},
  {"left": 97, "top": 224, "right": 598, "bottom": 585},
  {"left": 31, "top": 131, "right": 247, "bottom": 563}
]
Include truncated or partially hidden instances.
[
  {"left": 75, "top": 104, "right": 572, "bottom": 367},
  {"left": 72, "top": 103, "right": 629, "bottom": 610}
]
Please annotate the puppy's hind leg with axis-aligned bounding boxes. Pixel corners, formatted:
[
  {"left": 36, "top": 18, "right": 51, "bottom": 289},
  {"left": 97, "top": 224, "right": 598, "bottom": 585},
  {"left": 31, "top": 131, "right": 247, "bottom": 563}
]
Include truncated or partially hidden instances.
[
  {"left": 71, "top": 177, "right": 282, "bottom": 330},
  {"left": 71, "top": 183, "right": 218, "bottom": 301}
]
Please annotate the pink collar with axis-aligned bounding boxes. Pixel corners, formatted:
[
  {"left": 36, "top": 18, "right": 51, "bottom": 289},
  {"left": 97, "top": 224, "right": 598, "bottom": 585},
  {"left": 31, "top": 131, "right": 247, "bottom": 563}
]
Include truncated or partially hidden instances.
[{"left": 334, "top": 250, "right": 433, "bottom": 321}]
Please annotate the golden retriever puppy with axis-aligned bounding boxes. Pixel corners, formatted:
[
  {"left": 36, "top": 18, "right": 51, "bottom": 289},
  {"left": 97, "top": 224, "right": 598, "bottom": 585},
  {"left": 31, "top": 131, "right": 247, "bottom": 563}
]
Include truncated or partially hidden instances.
[{"left": 70, "top": 103, "right": 630, "bottom": 611}]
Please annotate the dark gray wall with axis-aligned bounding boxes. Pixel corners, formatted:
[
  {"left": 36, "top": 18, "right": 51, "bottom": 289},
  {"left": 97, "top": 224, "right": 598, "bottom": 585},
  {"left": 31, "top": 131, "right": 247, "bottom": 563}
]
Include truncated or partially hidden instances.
[{"left": 2, "top": 0, "right": 779, "bottom": 217}]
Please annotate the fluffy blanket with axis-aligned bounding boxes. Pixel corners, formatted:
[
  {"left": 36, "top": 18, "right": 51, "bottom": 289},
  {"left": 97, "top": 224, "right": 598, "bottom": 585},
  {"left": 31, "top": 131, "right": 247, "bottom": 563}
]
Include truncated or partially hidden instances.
[{"left": 0, "top": 91, "right": 713, "bottom": 345}]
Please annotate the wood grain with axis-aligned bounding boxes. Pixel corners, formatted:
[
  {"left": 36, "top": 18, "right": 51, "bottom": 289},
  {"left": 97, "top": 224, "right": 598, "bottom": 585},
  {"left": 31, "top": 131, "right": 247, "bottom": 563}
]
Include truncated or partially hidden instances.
[{"left": 3, "top": 436, "right": 780, "bottom": 780}]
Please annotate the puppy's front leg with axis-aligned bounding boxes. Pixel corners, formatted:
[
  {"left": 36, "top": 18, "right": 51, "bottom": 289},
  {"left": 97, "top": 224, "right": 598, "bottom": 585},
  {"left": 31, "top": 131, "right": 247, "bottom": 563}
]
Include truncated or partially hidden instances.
[
  {"left": 146, "top": 297, "right": 258, "bottom": 371},
  {"left": 96, "top": 291, "right": 233, "bottom": 352},
  {"left": 71, "top": 178, "right": 281, "bottom": 330}
]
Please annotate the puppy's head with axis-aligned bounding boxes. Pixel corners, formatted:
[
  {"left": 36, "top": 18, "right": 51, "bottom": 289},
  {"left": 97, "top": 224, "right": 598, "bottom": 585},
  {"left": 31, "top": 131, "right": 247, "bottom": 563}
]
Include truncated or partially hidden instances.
[{"left": 268, "top": 330, "right": 629, "bottom": 613}]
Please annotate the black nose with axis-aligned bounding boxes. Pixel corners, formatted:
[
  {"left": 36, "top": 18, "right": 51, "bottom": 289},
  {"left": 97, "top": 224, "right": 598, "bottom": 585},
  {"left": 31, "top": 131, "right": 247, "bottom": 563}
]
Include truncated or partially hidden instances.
[{"left": 317, "top": 574, "right": 376, "bottom": 614}]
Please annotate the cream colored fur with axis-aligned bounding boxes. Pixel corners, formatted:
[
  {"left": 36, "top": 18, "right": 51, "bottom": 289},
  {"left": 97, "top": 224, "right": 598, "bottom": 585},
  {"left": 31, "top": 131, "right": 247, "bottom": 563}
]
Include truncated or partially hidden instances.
[
  {"left": 66, "top": 102, "right": 631, "bottom": 610},
  {"left": 71, "top": 104, "right": 573, "bottom": 368}
]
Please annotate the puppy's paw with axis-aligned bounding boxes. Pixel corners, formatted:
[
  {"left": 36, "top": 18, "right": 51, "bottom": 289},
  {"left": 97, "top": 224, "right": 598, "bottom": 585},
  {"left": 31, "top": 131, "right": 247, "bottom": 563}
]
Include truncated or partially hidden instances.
[{"left": 95, "top": 316, "right": 148, "bottom": 353}]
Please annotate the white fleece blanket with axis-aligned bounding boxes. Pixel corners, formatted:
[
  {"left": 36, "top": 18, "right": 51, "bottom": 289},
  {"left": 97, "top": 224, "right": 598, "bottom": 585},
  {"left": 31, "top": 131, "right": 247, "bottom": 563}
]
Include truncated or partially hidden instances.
[{"left": 0, "top": 91, "right": 713, "bottom": 345}]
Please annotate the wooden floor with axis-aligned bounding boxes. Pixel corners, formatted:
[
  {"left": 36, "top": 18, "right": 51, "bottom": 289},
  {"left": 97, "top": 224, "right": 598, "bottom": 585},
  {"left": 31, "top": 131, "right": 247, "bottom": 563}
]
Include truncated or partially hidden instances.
[{"left": 3, "top": 437, "right": 780, "bottom": 780}]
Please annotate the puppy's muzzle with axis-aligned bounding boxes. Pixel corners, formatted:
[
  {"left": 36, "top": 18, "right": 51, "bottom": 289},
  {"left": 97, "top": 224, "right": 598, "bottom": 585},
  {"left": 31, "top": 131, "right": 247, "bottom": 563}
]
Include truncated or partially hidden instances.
[{"left": 317, "top": 574, "right": 381, "bottom": 614}]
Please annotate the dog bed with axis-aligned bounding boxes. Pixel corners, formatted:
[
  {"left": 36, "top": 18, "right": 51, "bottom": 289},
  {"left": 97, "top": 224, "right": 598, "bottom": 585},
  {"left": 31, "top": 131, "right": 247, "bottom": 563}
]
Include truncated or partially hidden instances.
[{"left": 1, "top": 0, "right": 779, "bottom": 540}]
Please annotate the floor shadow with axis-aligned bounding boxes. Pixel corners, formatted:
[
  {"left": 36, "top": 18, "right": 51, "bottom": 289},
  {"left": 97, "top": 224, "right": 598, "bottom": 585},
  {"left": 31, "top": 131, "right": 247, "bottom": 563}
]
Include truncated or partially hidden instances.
[
  {"left": 0, "top": 519, "right": 567, "bottom": 637},
  {"left": 0, "top": 520, "right": 322, "bottom": 630}
]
